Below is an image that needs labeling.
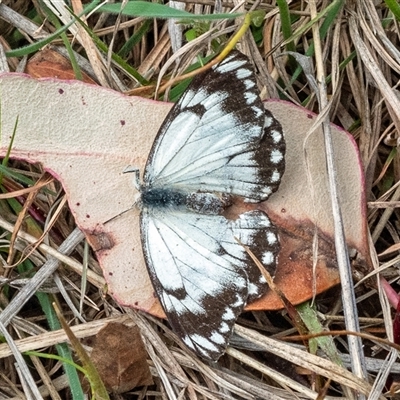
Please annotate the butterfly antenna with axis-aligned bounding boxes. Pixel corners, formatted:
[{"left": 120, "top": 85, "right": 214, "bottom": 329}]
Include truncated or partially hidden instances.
[
  {"left": 103, "top": 207, "right": 133, "bottom": 225},
  {"left": 123, "top": 166, "right": 142, "bottom": 191},
  {"left": 103, "top": 166, "right": 142, "bottom": 225}
]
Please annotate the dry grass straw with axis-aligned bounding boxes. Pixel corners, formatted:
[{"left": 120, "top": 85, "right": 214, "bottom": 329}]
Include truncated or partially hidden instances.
[{"left": 0, "top": 0, "right": 399, "bottom": 399}]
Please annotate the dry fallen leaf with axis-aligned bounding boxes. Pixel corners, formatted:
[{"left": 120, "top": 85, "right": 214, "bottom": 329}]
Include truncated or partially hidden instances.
[
  {"left": 0, "top": 74, "right": 369, "bottom": 316},
  {"left": 26, "top": 47, "right": 97, "bottom": 84},
  {"left": 89, "top": 322, "right": 153, "bottom": 393}
]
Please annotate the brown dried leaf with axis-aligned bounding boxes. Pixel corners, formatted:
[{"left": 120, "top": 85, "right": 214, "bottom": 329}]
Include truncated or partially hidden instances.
[
  {"left": 26, "top": 48, "right": 97, "bottom": 84},
  {"left": 90, "top": 322, "right": 153, "bottom": 393}
]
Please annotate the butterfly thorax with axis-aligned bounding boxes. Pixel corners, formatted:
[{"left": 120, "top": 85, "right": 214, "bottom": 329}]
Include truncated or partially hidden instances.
[
  {"left": 140, "top": 187, "right": 186, "bottom": 208},
  {"left": 140, "top": 187, "right": 232, "bottom": 215}
]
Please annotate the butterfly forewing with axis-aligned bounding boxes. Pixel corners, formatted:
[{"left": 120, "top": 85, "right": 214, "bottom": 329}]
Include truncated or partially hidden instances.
[
  {"left": 143, "top": 52, "right": 285, "bottom": 201},
  {"left": 139, "top": 51, "right": 285, "bottom": 361}
]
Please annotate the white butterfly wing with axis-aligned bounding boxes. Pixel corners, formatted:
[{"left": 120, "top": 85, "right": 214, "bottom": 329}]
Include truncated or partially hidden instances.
[
  {"left": 141, "top": 209, "right": 278, "bottom": 361},
  {"left": 144, "top": 51, "right": 285, "bottom": 201}
]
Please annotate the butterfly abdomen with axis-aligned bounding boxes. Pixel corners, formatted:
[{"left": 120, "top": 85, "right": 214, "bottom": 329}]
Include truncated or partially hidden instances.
[{"left": 185, "top": 192, "right": 232, "bottom": 214}]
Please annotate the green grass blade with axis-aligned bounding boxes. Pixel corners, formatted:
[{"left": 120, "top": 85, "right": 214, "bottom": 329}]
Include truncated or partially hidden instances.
[
  {"left": 0, "top": 165, "right": 35, "bottom": 187},
  {"left": 297, "top": 302, "right": 344, "bottom": 366},
  {"left": 276, "top": 0, "right": 295, "bottom": 52},
  {"left": 118, "top": 20, "right": 152, "bottom": 58},
  {"left": 384, "top": 0, "right": 400, "bottom": 21},
  {"left": 98, "top": 1, "right": 242, "bottom": 20}
]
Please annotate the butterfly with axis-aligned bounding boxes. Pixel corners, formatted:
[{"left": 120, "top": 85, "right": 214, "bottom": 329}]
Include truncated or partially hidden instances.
[{"left": 136, "top": 50, "right": 285, "bottom": 361}]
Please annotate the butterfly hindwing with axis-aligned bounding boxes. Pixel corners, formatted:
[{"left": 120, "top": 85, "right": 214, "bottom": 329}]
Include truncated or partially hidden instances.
[
  {"left": 139, "top": 50, "right": 285, "bottom": 361},
  {"left": 141, "top": 209, "right": 279, "bottom": 361}
]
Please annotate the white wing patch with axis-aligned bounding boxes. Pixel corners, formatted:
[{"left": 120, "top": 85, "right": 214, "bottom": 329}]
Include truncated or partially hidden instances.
[
  {"left": 262, "top": 251, "right": 275, "bottom": 266},
  {"left": 236, "top": 68, "right": 252, "bottom": 79},
  {"left": 271, "top": 149, "right": 284, "bottom": 164},
  {"left": 138, "top": 51, "right": 285, "bottom": 361}
]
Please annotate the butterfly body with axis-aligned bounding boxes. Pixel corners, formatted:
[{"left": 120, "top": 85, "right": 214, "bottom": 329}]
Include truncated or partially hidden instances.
[
  {"left": 140, "top": 187, "right": 188, "bottom": 209},
  {"left": 137, "top": 51, "right": 285, "bottom": 361},
  {"left": 141, "top": 185, "right": 232, "bottom": 216}
]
